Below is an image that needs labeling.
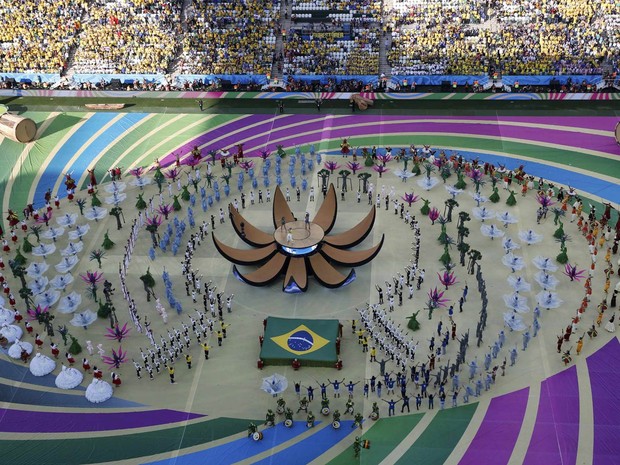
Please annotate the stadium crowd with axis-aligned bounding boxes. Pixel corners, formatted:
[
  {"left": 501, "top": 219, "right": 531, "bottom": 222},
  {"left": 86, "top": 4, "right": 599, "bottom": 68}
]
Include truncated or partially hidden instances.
[{"left": 0, "top": 0, "right": 617, "bottom": 84}]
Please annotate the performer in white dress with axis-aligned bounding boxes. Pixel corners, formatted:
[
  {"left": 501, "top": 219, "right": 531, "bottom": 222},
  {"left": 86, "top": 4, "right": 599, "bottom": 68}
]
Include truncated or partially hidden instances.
[
  {"left": 28, "top": 277, "right": 49, "bottom": 296},
  {"left": 41, "top": 227, "right": 65, "bottom": 241},
  {"left": 503, "top": 293, "right": 530, "bottom": 313},
  {"left": 57, "top": 292, "right": 82, "bottom": 314},
  {"left": 534, "top": 271, "right": 559, "bottom": 290},
  {"left": 55, "top": 364, "right": 84, "bottom": 389},
  {"left": 536, "top": 291, "right": 563, "bottom": 309},
  {"left": 472, "top": 206, "right": 495, "bottom": 222},
  {"left": 502, "top": 253, "right": 525, "bottom": 272},
  {"left": 0, "top": 307, "right": 15, "bottom": 325},
  {"left": 26, "top": 262, "right": 50, "bottom": 278},
  {"left": 8, "top": 339, "right": 32, "bottom": 359},
  {"left": 84, "top": 206, "right": 108, "bottom": 222},
  {"left": 507, "top": 275, "right": 532, "bottom": 293},
  {"left": 31, "top": 243, "right": 56, "bottom": 259},
  {"left": 104, "top": 181, "right": 127, "bottom": 193},
  {"left": 497, "top": 211, "right": 518, "bottom": 228},
  {"left": 105, "top": 191, "right": 127, "bottom": 205},
  {"left": 55, "top": 255, "right": 79, "bottom": 273},
  {"left": 1, "top": 324, "right": 24, "bottom": 343},
  {"left": 416, "top": 176, "right": 439, "bottom": 191},
  {"left": 519, "top": 229, "right": 543, "bottom": 245},
  {"left": 445, "top": 185, "right": 463, "bottom": 198},
  {"left": 470, "top": 192, "right": 488, "bottom": 206},
  {"left": 68, "top": 224, "right": 90, "bottom": 241},
  {"left": 502, "top": 237, "right": 521, "bottom": 254},
  {"left": 481, "top": 224, "right": 505, "bottom": 240},
  {"left": 56, "top": 213, "right": 78, "bottom": 228},
  {"left": 503, "top": 311, "right": 527, "bottom": 331},
  {"left": 50, "top": 274, "right": 74, "bottom": 291},
  {"left": 532, "top": 256, "right": 558, "bottom": 272},
  {"left": 29, "top": 353, "right": 56, "bottom": 376},
  {"left": 61, "top": 242, "right": 83, "bottom": 256},
  {"left": 34, "top": 290, "right": 61, "bottom": 307},
  {"left": 70, "top": 310, "right": 97, "bottom": 329},
  {"left": 85, "top": 378, "right": 113, "bottom": 403}
]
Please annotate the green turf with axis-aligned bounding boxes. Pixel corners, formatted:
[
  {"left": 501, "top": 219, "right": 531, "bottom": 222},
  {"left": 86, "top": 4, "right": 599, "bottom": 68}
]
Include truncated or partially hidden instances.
[
  {"left": 0, "top": 417, "right": 258, "bottom": 465},
  {"left": 395, "top": 403, "right": 478, "bottom": 465},
  {"left": 326, "top": 413, "right": 425, "bottom": 465}
]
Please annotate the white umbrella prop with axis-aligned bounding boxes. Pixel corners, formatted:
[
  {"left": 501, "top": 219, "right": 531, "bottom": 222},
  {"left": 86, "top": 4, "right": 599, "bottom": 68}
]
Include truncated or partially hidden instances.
[{"left": 262, "top": 373, "right": 289, "bottom": 397}]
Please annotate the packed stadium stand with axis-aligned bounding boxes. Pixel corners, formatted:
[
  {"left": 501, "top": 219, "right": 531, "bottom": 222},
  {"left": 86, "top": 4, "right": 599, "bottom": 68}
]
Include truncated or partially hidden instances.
[{"left": 0, "top": 0, "right": 618, "bottom": 90}]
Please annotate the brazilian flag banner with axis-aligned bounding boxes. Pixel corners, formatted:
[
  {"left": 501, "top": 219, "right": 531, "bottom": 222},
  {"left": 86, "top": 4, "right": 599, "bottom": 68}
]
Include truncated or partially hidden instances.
[{"left": 260, "top": 317, "right": 340, "bottom": 367}]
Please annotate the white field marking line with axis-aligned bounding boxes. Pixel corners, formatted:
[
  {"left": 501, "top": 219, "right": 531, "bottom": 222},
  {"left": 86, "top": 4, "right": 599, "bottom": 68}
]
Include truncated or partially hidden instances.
[
  {"left": 52, "top": 113, "right": 125, "bottom": 196},
  {"left": 78, "top": 113, "right": 156, "bottom": 187},
  {"left": 27, "top": 113, "right": 93, "bottom": 206},
  {"left": 3, "top": 112, "right": 59, "bottom": 218}
]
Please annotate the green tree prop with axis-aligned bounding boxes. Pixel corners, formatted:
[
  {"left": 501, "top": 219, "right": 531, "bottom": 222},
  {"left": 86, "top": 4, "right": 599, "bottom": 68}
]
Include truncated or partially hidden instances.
[
  {"left": 14, "top": 248, "right": 27, "bottom": 267},
  {"left": 363, "top": 148, "right": 374, "bottom": 167},
  {"left": 135, "top": 193, "right": 147, "bottom": 210},
  {"left": 140, "top": 268, "right": 156, "bottom": 301},
  {"left": 439, "top": 244, "right": 452, "bottom": 267},
  {"left": 420, "top": 199, "right": 430, "bottom": 216},
  {"left": 68, "top": 335, "right": 82, "bottom": 355},
  {"left": 154, "top": 167, "right": 165, "bottom": 193},
  {"left": 172, "top": 195, "right": 182, "bottom": 211},
  {"left": 455, "top": 171, "right": 466, "bottom": 189},
  {"left": 181, "top": 185, "right": 191, "bottom": 201},
  {"left": 438, "top": 223, "right": 449, "bottom": 245},
  {"left": 91, "top": 192, "right": 102, "bottom": 207},
  {"left": 553, "top": 220, "right": 565, "bottom": 239},
  {"left": 22, "top": 235, "right": 33, "bottom": 253},
  {"left": 556, "top": 244, "right": 569, "bottom": 264},
  {"left": 102, "top": 231, "right": 115, "bottom": 250},
  {"left": 407, "top": 311, "right": 421, "bottom": 331},
  {"left": 506, "top": 190, "right": 517, "bottom": 206},
  {"left": 97, "top": 301, "right": 111, "bottom": 319},
  {"left": 411, "top": 161, "right": 421, "bottom": 176},
  {"left": 489, "top": 186, "right": 500, "bottom": 203}
]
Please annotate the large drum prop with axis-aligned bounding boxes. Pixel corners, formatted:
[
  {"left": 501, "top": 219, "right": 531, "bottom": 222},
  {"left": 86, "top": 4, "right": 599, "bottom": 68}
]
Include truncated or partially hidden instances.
[
  {"left": 0, "top": 111, "right": 37, "bottom": 143},
  {"left": 615, "top": 121, "right": 620, "bottom": 146}
]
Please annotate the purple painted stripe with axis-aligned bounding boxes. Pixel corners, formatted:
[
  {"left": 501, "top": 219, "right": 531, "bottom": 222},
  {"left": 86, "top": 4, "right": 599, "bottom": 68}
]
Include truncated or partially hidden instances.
[
  {"left": 0, "top": 408, "right": 204, "bottom": 433},
  {"left": 587, "top": 337, "right": 620, "bottom": 465},
  {"left": 459, "top": 387, "right": 529, "bottom": 465},
  {"left": 523, "top": 365, "right": 579, "bottom": 465},
  {"left": 231, "top": 119, "right": 616, "bottom": 158},
  {"left": 499, "top": 116, "right": 618, "bottom": 131},
  {"left": 160, "top": 114, "right": 270, "bottom": 165},
  {"left": 161, "top": 116, "right": 619, "bottom": 166}
]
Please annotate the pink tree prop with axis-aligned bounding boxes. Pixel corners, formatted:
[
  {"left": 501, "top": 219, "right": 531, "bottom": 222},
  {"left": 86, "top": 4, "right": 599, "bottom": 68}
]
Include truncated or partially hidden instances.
[
  {"left": 428, "top": 207, "right": 440, "bottom": 224},
  {"left": 563, "top": 263, "right": 586, "bottom": 281},
  {"left": 346, "top": 162, "right": 362, "bottom": 174},
  {"left": 324, "top": 161, "right": 341, "bottom": 174},
  {"left": 438, "top": 271, "right": 458, "bottom": 290},
  {"left": 373, "top": 165, "right": 389, "bottom": 178},
  {"left": 402, "top": 192, "right": 420, "bottom": 207}
]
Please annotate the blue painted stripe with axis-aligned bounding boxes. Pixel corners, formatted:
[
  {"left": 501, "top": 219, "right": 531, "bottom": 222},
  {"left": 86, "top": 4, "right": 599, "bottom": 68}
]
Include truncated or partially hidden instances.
[
  {"left": 144, "top": 421, "right": 318, "bottom": 465},
  {"left": 0, "top": 381, "right": 143, "bottom": 408},
  {"left": 32, "top": 113, "right": 146, "bottom": 206},
  {"left": 253, "top": 420, "right": 355, "bottom": 465},
  {"left": 323, "top": 148, "right": 620, "bottom": 203},
  {"left": 63, "top": 112, "right": 148, "bottom": 192}
]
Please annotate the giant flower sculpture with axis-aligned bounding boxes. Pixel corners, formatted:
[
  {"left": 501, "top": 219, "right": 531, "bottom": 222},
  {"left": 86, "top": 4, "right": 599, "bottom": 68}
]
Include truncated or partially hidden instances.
[{"left": 213, "top": 185, "right": 384, "bottom": 293}]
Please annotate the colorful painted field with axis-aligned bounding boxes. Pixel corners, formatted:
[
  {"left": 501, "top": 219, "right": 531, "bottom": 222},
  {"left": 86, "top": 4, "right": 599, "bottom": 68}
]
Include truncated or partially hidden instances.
[{"left": 0, "top": 110, "right": 619, "bottom": 465}]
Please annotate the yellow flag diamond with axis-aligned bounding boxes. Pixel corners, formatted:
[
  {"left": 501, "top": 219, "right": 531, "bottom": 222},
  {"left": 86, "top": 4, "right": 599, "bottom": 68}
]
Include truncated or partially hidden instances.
[{"left": 271, "top": 324, "right": 330, "bottom": 356}]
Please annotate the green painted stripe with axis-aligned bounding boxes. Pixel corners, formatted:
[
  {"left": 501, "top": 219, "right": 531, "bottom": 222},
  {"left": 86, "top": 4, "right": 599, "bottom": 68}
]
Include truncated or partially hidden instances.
[
  {"left": 77, "top": 113, "right": 183, "bottom": 190},
  {"left": 79, "top": 113, "right": 238, "bottom": 190},
  {"left": 0, "top": 417, "right": 256, "bottom": 465},
  {"left": 327, "top": 413, "right": 425, "bottom": 465},
  {"left": 395, "top": 403, "right": 478, "bottom": 465}
]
